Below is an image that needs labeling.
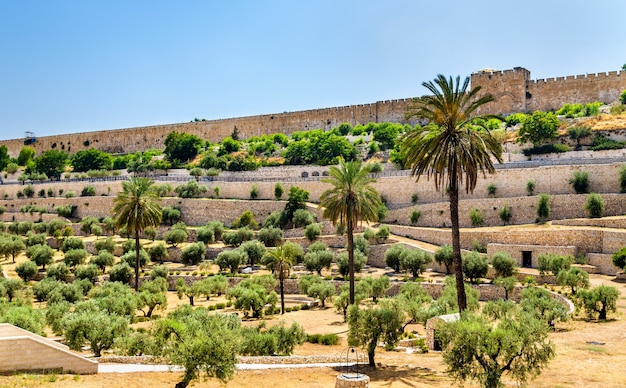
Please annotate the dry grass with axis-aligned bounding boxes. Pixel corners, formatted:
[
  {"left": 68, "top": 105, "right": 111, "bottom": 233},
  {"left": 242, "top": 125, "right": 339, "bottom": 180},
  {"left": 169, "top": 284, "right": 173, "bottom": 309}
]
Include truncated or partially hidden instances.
[
  {"left": 1, "top": 273, "right": 624, "bottom": 387},
  {"left": 1, "top": 230, "right": 626, "bottom": 387}
]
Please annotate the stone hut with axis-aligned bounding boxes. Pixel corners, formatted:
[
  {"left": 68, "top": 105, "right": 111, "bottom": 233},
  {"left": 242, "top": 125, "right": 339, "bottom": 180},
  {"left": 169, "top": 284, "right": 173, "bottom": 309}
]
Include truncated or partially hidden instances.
[{"left": 425, "top": 313, "right": 460, "bottom": 351}]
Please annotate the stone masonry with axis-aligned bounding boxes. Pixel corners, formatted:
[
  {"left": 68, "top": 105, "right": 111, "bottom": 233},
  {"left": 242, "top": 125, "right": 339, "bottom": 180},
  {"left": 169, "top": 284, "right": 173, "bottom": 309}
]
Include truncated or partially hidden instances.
[{"left": 2, "top": 66, "right": 625, "bottom": 157}]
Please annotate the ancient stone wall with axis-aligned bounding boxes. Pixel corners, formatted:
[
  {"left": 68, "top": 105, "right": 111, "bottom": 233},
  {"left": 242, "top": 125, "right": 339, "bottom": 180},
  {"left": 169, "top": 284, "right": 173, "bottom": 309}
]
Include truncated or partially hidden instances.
[
  {"left": 472, "top": 67, "right": 626, "bottom": 115},
  {"left": 3, "top": 66, "right": 625, "bottom": 157},
  {"left": 0, "top": 99, "right": 415, "bottom": 157}
]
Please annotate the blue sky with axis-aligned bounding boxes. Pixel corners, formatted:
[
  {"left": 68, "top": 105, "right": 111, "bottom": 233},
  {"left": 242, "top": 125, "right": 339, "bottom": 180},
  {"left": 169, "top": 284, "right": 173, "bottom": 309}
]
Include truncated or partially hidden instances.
[{"left": 1, "top": 0, "right": 625, "bottom": 140}]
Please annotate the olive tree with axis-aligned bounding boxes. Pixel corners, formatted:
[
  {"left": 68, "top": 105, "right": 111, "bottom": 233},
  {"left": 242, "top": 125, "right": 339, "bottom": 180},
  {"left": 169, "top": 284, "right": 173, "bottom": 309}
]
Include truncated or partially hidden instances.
[
  {"left": 576, "top": 285, "right": 619, "bottom": 320},
  {"left": 153, "top": 306, "right": 241, "bottom": 388},
  {"left": 439, "top": 304, "right": 555, "bottom": 388},
  {"left": 347, "top": 300, "right": 403, "bottom": 367}
]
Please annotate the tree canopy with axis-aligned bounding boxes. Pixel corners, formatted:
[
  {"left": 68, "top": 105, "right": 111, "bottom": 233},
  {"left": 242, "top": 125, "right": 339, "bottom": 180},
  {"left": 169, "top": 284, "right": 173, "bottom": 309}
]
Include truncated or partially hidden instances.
[
  {"left": 402, "top": 74, "right": 503, "bottom": 311},
  {"left": 164, "top": 131, "right": 203, "bottom": 163}
]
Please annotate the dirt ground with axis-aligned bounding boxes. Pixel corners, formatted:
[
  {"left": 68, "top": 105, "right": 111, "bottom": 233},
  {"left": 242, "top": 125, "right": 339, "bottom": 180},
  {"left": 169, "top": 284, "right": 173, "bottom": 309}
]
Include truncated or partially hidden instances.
[{"left": 1, "top": 273, "right": 625, "bottom": 388}]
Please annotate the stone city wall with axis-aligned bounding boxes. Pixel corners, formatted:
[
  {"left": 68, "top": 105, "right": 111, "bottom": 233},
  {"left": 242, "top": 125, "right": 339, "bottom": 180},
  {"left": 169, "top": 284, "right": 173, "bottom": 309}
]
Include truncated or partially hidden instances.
[
  {"left": 3, "top": 66, "right": 625, "bottom": 157},
  {"left": 472, "top": 67, "right": 626, "bottom": 115},
  {"left": 0, "top": 99, "right": 415, "bottom": 157}
]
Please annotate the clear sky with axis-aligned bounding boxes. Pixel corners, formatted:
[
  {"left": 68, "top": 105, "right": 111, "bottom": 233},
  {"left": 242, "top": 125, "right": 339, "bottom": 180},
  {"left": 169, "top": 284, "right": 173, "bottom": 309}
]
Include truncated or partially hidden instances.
[{"left": 1, "top": 0, "right": 625, "bottom": 140}]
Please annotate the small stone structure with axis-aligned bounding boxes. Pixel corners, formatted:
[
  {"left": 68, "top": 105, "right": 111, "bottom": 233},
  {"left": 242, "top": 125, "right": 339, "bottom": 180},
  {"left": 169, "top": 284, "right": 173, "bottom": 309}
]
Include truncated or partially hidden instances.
[
  {"left": 335, "top": 373, "right": 370, "bottom": 388},
  {"left": 425, "top": 313, "right": 460, "bottom": 351},
  {"left": 0, "top": 324, "right": 98, "bottom": 374}
]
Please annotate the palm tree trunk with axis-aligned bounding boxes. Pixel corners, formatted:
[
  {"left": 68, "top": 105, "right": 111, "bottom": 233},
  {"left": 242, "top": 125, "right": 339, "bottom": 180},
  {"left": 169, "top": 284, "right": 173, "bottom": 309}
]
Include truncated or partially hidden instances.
[
  {"left": 280, "top": 266, "right": 286, "bottom": 314},
  {"left": 347, "top": 219, "right": 355, "bottom": 305},
  {"left": 449, "top": 182, "right": 467, "bottom": 312},
  {"left": 134, "top": 231, "right": 141, "bottom": 291}
]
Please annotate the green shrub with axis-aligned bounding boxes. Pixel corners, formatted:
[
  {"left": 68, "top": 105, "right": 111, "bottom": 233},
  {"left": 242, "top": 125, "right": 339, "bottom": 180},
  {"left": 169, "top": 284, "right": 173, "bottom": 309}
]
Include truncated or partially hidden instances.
[
  {"left": 181, "top": 242, "right": 206, "bottom": 265},
  {"left": 410, "top": 210, "right": 421, "bottom": 225},
  {"left": 196, "top": 226, "right": 215, "bottom": 244},
  {"left": 499, "top": 204, "right": 512, "bottom": 225},
  {"left": 274, "top": 182, "right": 284, "bottom": 199},
  {"left": 469, "top": 207, "right": 484, "bottom": 227},
  {"left": 304, "top": 223, "right": 322, "bottom": 242},
  {"left": 16, "top": 260, "right": 39, "bottom": 281},
  {"left": 121, "top": 249, "right": 150, "bottom": 269},
  {"left": 312, "top": 333, "right": 340, "bottom": 345},
  {"left": 585, "top": 193, "right": 605, "bottom": 218},
  {"left": 619, "top": 165, "right": 626, "bottom": 193},
  {"left": 569, "top": 171, "right": 589, "bottom": 194},
  {"left": 257, "top": 227, "right": 283, "bottom": 247},
  {"left": 537, "top": 253, "right": 572, "bottom": 276},
  {"left": 109, "top": 262, "right": 133, "bottom": 284},
  {"left": 55, "top": 205, "right": 76, "bottom": 218},
  {"left": 590, "top": 134, "right": 625, "bottom": 151},
  {"left": 505, "top": 113, "right": 527, "bottom": 127},
  {"left": 522, "top": 143, "right": 570, "bottom": 156},
  {"left": 292, "top": 209, "right": 314, "bottom": 228},
  {"left": 23, "top": 185, "right": 35, "bottom": 198},
  {"left": 491, "top": 252, "right": 518, "bottom": 278},
  {"left": 250, "top": 184, "right": 259, "bottom": 200},
  {"left": 46, "top": 263, "right": 71, "bottom": 282},
  {"left": 537, "top": 193, "right": 550, "bottom": 221},
  {"left": 472, "top": 239, "right": 487, "bottom": 254},
  {"left": 367, "top": 162, "right": 383, "bottom": 173},
  {"left": 81, "top": 185, "right": 96, "bottom": 197},
  {"left": 612, "top": 247, "right": 626, "bottom": 270},
  {"left": 232, "top": 210, "right": 258, "bottom": 229},
  {"left": 462, "top": 251, "right": 489, "bottom": 284},
  {"left": 384, "top": 245, "right": 405, "bottom": 272},
  {"left": 174, "top": 179, "right": 208, "bottom": 198},
  {"left": 375, "top": 225, "right": 390, "bottom": 240},
  {"left": 487, "top": 183, "right": 497, "bottom": 197},
  {"left": 164, "top": 228, "right": 188, "bottom": 247},
  {"left": 376, "top": 204, "right": 388, "bottom": 221},
  {"left": 337, "top": 251, "right": 367, "bottom": 277},
  {"left": 526, "top": 179, "right": 536, "bottom": 196}
]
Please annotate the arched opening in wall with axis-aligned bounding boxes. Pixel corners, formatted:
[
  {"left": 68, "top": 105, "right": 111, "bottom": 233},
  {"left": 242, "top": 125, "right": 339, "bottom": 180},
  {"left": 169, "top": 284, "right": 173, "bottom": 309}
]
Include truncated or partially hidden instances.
[{"left": 496, "top": 93, "right": 517, "bottom": 114}]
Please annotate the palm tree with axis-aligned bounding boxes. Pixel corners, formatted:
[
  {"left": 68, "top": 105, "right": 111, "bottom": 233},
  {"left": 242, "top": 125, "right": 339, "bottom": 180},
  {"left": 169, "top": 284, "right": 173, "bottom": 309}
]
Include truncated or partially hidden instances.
[
  {"left": 112, "top": 177, "right": 163, "bottom": 290},
  {"left": 263, "top": 245, "right": 295, "bottom": 314},
  {"left": 402, "top": 74, "right": 503, "bottom": 312},
  {"left": 320, "top": 160, "right": 381, "bottom": 304}
]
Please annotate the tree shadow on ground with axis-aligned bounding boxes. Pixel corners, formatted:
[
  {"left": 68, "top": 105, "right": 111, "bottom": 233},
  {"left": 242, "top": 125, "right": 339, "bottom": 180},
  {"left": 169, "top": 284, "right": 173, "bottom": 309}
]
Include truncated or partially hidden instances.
[{"left": 332, "top": 364, "right": 449, "bottom": 387}]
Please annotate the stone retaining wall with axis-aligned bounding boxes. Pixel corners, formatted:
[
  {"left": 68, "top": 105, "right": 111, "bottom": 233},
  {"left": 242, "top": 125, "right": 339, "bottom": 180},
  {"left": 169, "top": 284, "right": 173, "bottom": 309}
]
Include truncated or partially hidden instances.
[
  {"left": 0, "top": 324, "right": 98, "bottom": 375},
  {"left": 486, "top": 243, "right": 578, "bottom": 269},
  {"left": 587, "top": 253, "right": 622, "bottom": 275},
  {"left": 388, "top": 224, "right": 610, "bottom": 255},
  {"left": 2, "top": 162, "right": 626, "bottom": 214}
]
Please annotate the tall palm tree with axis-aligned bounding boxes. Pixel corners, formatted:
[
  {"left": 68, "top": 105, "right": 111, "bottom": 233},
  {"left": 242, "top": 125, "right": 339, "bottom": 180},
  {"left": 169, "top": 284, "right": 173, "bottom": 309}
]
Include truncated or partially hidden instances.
[
  {"left": 263, "top": 245, "right": 295, "bottom": 314},
  {"left": 320, "top": 160, "right": 381, "bottom": 304},
  {"left": 112, "top": 177, "right": 162, "bottom": 291},
  {"left": 402, "top": 74, "right": 503, "bottom": 312}
]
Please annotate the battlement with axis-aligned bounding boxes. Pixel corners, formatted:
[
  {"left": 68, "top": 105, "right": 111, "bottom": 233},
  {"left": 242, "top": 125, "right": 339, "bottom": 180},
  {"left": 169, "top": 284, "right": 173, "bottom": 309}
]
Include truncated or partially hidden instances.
[
  {"left": 472, "top": 66, "right": 626, "bottom": 115},
  {"left": 532, "top": 70, "right": 624, "bottom": 85}
]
